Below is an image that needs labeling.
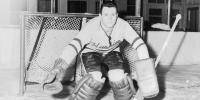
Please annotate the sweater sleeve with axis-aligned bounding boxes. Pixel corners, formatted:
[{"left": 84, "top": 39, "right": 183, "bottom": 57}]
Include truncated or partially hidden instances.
[
  {"left": 123, "top": 22, "right": 150, "bottom": 59},
  {"left": 59, "top": 24, "right": 91, "bottom": 67}
]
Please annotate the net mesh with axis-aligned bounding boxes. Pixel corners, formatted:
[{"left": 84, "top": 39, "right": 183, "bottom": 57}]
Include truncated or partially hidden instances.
[
  {"left": 122, "top": 16, "right": 143, "bottom": 79},
  {"left": 23, "top": 14, "right": 96, "bottom": 83},
  {"left": 22, "top": 13, "right": 143, "bottom": 83}
]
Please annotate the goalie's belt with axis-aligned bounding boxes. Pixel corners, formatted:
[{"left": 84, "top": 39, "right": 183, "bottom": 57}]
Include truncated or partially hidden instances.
[{"left": 85, "top": 41, "right": 121, "bottom": 55}]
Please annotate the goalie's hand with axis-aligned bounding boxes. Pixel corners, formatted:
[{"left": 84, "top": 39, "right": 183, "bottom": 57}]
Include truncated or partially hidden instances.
[
  {"left": 43, "top": 66, "right": 65, "bottom": 84},
  {"left": 42, "top": 58, "right": 68, "bottom": 84},
  {"left": 42, "top": 67, "right": 64, "bottom": 94},
  {"left": 43, "top": 71, "right": 57, "bottom": 84}
]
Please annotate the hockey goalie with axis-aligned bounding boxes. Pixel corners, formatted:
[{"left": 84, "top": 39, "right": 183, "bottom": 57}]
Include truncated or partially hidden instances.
[{"left": 42, "top": 1, "right": 159, "bottom": 100}]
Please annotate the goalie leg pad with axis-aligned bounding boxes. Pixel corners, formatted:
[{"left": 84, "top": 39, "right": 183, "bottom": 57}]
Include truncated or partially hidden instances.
[
  {"left": 69, "top": 74, "right": 105, "bottom": 100},
  {"left": 135, "top": 58, "right": 159, "bottom": 98},
  {"left": 109, "top": 75, "right": 136, "bottom": 100}
]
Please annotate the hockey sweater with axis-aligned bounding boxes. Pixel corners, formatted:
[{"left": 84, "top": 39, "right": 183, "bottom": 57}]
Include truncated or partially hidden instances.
[{"left": 60, "top": 16, "right": 149, "bottom": 66}]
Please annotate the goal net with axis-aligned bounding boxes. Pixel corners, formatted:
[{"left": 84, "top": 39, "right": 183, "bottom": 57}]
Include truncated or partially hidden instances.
[
  {"left": 21, "top": 13, "right": 97, "bottom": 84},
  {"left": 20, "top": 13, "right": 143, "bottom": 85}
]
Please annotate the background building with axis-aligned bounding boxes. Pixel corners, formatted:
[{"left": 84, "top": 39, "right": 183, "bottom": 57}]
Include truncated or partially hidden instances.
[
  {"left": 27, "top": 0, "right": 200, "bottom": 31},
  {"left": 143, "top": 0, "right": 200, "bottom": 32},
  {"left": 28, "top": 0, "right": 137, "bottom": 16}
]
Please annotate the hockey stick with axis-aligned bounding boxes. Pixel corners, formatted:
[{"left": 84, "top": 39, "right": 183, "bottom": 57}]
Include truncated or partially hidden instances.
[
  {"left": 155, "top": 14, "right": 181, "bottom": 67},
  {"left": 27, "top": 17, "right": 47, "bottom": 70},
  {"left": 133, "top": 14, "right": 182, "bottom": 100}
]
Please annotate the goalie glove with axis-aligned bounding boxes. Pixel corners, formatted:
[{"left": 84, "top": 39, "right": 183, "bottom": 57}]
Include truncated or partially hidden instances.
[
  {"left": 43, "top": 58, "right": 68, "bottom": 83},
  {"left": 43, "top": 65, "right": 65, "bottom": 84},
  {"left": 42, "top": 58, "right": 68, "bottom": 94}
]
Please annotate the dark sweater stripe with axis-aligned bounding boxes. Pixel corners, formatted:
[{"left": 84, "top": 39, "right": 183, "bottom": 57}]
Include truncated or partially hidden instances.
[
  {"left": 131, "top": 37, "right": 140, "bottom": 46},
  {"left": 135, "top": 43, "right": 145, "bottom": 50},
  {"left": 68, "top": 44, "right": 79, "bottom": 54},
  {"left": 73, "top": 38, "right": 83, "bottom": 49}
]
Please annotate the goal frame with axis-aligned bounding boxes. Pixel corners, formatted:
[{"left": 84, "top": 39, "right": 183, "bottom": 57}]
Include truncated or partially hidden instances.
[{"left": 19, "top": 12, "right": 97, "bottom": 95}]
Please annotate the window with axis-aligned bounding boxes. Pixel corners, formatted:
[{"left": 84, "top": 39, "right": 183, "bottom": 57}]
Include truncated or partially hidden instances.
[
  {"left": 68, "top": 1, "right": 87, "bottom": 13},
  {"left": 157, "top": 0, "right": 165, "bottom": 3},
  {"left": 171, "top": 9, "right": 180, "bottom": 16},
  {"left": 37, "top": 0, "right": 58, "bottom": 12},
  {"left": 172, "top": 0, "right": 182, "bottom": 3},
  {"left": 149, "top": 8, "right": 162, "bottom": 24},
  {"left": 148, "top": 0, "right": 156, "bottom": 3},
  {"left": 128, "top": 0, "right": 136, "bottom": 5},
  {"left": 149, "top": 17, "right": 162, "bottom": 24},
  {"left": 171, "top": 9, "right": 180, "bottom": 26},
  {"left": 187, "top": 7, "right": 199, "bottom": 31},
  {"left": 127, "top": 0, "right": 136, "bottom": 15},
  {"left": 166, "top": 0, "right": 181, "bottom": 4},
  {"left": 38, "top": 0, "right": 51, "bottom": 12},
  {"left": 149, "top": 9, "right": 162, "bottom": 15},
  {"left": 148, "top": 0, "right": 165, "bottom": 3},
  {"left": 96, "top": 1, "right": 100, "bottom": 14}
]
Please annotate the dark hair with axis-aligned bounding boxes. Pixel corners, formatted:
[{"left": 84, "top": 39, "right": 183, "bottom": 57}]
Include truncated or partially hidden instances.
[{"left": 99, "top": 1, "right": 118, "bottom": 14}]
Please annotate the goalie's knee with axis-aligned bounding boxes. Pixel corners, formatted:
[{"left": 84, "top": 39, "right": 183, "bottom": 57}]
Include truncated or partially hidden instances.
[
  {"left": 89, "top": 71, "right": 104, "bottom": 82},
  {"left": 109, "top": 74, "right": 136, "bottom": 100},
  {"left": 108, "top": 69, "right": 125, "bottom": 81},
  {"left": 70, "top": 74, "right": 105, "bottom": 100}
]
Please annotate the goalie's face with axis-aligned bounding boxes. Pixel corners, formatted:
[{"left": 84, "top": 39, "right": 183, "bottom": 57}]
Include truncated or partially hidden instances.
[{"left": 100, "top": 7, "right": 118, "bottom": 28}]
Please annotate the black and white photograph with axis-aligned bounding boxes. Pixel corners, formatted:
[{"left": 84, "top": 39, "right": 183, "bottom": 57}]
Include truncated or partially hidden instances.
[{"left": 0, "top": 0, "right": 200, "bottom": 100}]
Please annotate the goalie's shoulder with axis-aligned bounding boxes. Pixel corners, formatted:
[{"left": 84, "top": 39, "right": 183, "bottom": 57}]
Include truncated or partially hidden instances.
[
  {"left": 80, "top": 16, "right": 100, "bottom": 33},
  {"left": 84, "top": 16, "right": 100, "bottom": 27},
  {"left": 117, "top": 17, "right": 130, "bottom": 26}
]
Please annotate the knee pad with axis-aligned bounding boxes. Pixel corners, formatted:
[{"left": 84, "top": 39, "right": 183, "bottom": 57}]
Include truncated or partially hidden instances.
[
  {"left": 69, "top": 74, "right": 105, "bottom": 100},
  {"left": 109, "top": 74, "right": 136, "bottom": 100},
  {"left": 108, "top": 69, "right": 124, "bottom": 81},
  {"left": 135, "top": 58, "right": 159, "bottom": 98},
  {"left": 89, "top": 71, "right": 103, "bottom": 82}
]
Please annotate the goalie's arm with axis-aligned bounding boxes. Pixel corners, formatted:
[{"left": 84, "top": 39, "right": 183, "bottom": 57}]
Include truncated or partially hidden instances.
[
  {"left": 58, "top": 26, "right": 92, "bottom": 70},
  {"left": 123, "top": 22, "right": 150, "bottom": 60}
]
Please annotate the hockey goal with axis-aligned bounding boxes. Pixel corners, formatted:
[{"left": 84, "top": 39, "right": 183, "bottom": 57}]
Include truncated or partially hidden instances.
[
  {"left": 20, "top": 13, "right": 143, "bottom": 94},
  {"left": 20, "top": 13, "right": 97, "bottom": 94}
]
